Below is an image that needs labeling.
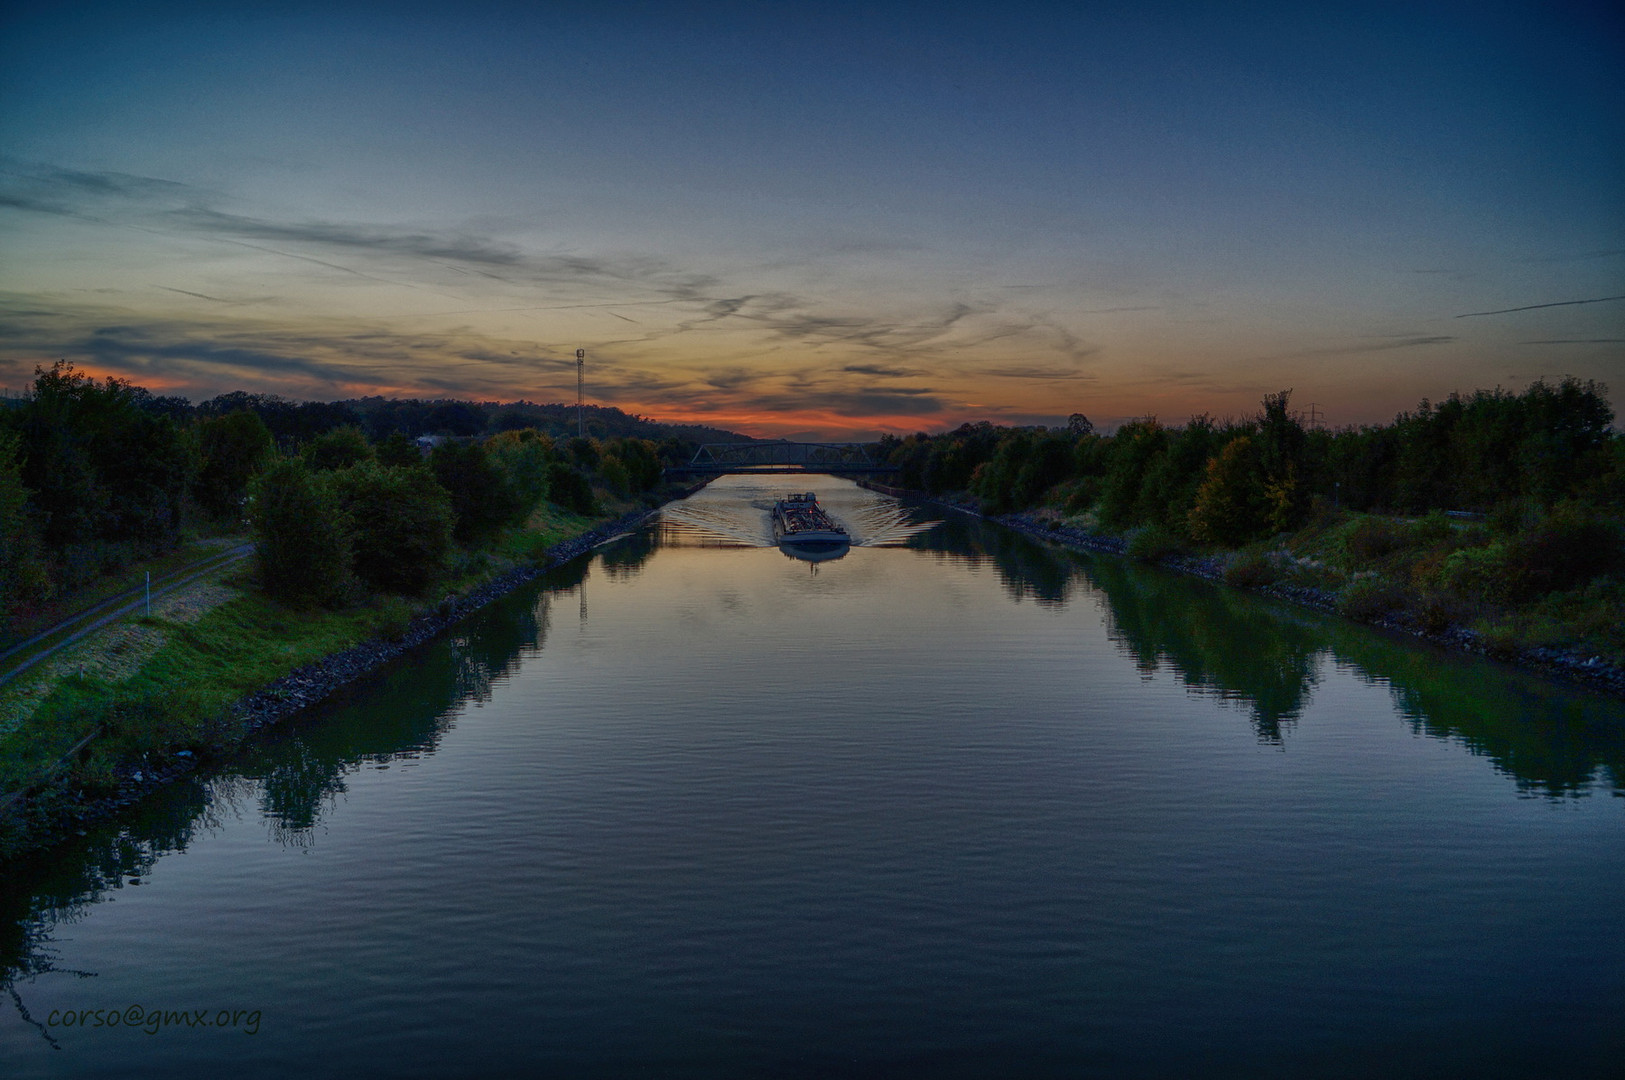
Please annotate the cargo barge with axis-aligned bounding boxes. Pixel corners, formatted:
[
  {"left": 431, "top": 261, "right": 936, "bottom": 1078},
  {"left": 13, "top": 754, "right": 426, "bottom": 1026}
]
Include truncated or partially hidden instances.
[{"left": 772, "top": 492, "right": 850, "bottom": 550}]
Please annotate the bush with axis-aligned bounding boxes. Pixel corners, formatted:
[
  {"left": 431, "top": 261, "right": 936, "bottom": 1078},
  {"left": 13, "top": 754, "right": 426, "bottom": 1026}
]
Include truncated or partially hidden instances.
[
  {"left": 1224, "top": 548, "right": 1281, "bottom": 589},
  {"left": 1499, "top": 510, "right": 1623, "bottom": 600},
  {"left": 371, "top": 595, "right": 416, "bottom": 641},
  {"left": 375, "top": 431, "right": 422, "bottom": 468},
  {"left": 249, "top": 458, "right": 353, "bottom": 607},
  {"left": 193, "top": 409, "right": 274, "bottom": 518},
  {"left": 103, "top": 685, "right": 228, "bottom": 754},
  {"left": 1345, "top": 517, "right": 1406, "bottom": 560},
  {"left": 0, "top": 428, "right": 53, "bottom": 619},
  {"left": 486, "top": 429, "right": 555, "bottom": 509},
  {"left": 431, "top": 440, "right": 526, "bottom": 542},
  {"left": 1127, "top": 523, "right": 1182, "bottom": 561},
  {"left": 545, "top": 463, "right": 598, "bottom": 516},
  {"left": 1336, "top": 575, "right": 1407, "bottom": 621},
  {"left": 331, "top": 462, "right": 454, "bottom": 595},
  {"left": 1188, "top": 437, "right": 1266, "bottom": 546},
  {"left": 301, "top": 425, "right": 374, "bottom": 472},
  {"left": 1440, "top": 509, "right": 1623, "bottom": 603}
]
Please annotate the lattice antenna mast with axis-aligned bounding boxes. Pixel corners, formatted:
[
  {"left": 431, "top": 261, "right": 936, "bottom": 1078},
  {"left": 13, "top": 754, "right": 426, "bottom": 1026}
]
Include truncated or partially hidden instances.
[{"left": 576, "top": 348, "right": 585, "bottom": 440}]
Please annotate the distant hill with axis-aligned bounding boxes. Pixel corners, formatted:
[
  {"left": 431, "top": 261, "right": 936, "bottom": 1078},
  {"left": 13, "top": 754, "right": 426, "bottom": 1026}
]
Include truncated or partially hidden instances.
[{"left": 192, "top": 391, "right": 754, "bottom": 448}]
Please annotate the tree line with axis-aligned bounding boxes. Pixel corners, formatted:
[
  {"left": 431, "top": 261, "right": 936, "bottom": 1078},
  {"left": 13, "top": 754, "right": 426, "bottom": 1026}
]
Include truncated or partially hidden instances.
[
  {"left": 880, "top": 379, "right": 1620, "bottom": 534},
  {"left": 874, "top": 379, "right": 1625, "bottom": 621},
  {"left": 0, "top": 362, "right": 691, "bottom": 620}
]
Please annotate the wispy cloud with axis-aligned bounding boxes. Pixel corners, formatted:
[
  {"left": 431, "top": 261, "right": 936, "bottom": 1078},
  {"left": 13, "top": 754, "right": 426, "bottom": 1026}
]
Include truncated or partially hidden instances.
[
  {"left": 1258, "top": 335, "right": 1456, "bottom": 362},
  {"left": 1457, "top": 296, "right": 1625, "bottom": 318},
  {"left": 170, "top": 207, "right": 528, "bottom": 267},
  {"left": 841, "top": 364, "right": 928, "bottom": 377}
]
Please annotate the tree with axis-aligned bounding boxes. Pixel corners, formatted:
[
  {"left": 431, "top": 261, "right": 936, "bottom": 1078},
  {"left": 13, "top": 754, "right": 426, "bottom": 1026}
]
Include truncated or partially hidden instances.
[
  {"left": 0, "top": 428, "right": 53, "bottom": 620},
  {"left": 545, "top": 462, "right": 599, "bottom": 515},
  {"left": 375, "top": 431, "right": 423, "bottom": 468},
  {"left": 301, "top": 425, "right": 374, "bottom": 471},
  {"left": 1099, "top": 419, "right": 1167, "bottom": 528},
  {"left": 1188, "top": 436, "right": 1267, "bottom": 546},
  {"left": 430, "top": 440, "right": 525, "bottom": 541},
  {"left": 426, "top": 401, "right": 487, "bottom": 436},
  {"left": 193, "top": 409, "right": 275, "bottom": 519},
  {"left": 331, "top": 462, "right": 454, "bottom": 595},
  {"left": 15, "top": 360, "right": 189, "bottom": 553},
  {"left": 1253, "top": 390, "right": 1309, "bottom": 531},
  {"left": 248, "top": 458, "right": 353, "bottom": 607},
  {"left": 486, "top": 429, "right": 555, "bottom": 509}
]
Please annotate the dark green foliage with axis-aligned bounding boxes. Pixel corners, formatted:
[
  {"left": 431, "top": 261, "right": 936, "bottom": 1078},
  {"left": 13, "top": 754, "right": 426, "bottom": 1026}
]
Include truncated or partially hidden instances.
[
  {"left": 486, "top": 429, "right": 555, "bottom": 511},
  {"left": 545, "top": 462, "right": 598, "bottom": 515},
  {"left": 1348, "top": 378, "right": 1612, "bottom": 514},
  {"left": 199, "top": 391, "right": 360, "bottom": 449},
  {"left": 249, "top": 458, "right": 353, "bottom": 607},
  {"left": 375, "top": 431, "right": 422, "bottom": 468},
  {"left": 14, "top": 361, "right": 189, "bottom": 552},
  {"left": 1126, "top": 522, "right": 1183, "bottom": 561},
  {"left": 1224, "top": 548, "right": 1281, "bottom": 589},
  {"left": 431, "top": 440, "right": 526, "bottom": 541},
  {"left": 566, "top": 436, "right": 600, "bottom": 472},
  {"left": 1188, "top": 436, "right": 1267, "bottom": 546},
  {"left": 1337, "top": 576, "right": 1409, "bottom": 621},
  {"left": 0, "top": 427, "right": 53, "bottom": 618},
  {"left": 1344, "top": 517, "right": 1407, "bottom": 561},
  {"left": 1134, "top": 415, "right": 1220, "bottom": 530},
  {"left": 492, "top": 410, "right": 535, "bottom": 432},
  {"left": 605, "top": 437, "right": 662, "bottom": 492},
  {"left": 880, "top": 433, "right": 930, "bottom": 490},
  {"left": 427, "top": 401, "right": 487, "bottom": 436},
  {"left": 193, "top": 409, "right": 274, "bottom": 518},
  {"left": 1098, "top": 419, "right": 1168, "bottom": 528},
  {"left": 1254, "top": 391, "right": 1310, "bottom": 532},
  {"left": 331, "top": 462, "right": 454, "bottom": 595},
  {"left": 1444, "top": 508, "right": 1624, "bottom": 604},
  {"left": 301, "top": 425, "right": 374, "bottom": 471},
  {"left": 972, "top": 431, "right": 1074, "bottom": 513}
]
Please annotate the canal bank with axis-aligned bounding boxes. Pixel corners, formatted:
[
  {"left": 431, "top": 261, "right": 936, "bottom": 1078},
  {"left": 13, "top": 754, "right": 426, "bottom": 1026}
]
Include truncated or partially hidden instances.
[
  {"left": 859, "top": 478, "right": 1625, "bottom": 699},
  {"left": 0, "top": 486, "right": 709, "bottom": 859}
]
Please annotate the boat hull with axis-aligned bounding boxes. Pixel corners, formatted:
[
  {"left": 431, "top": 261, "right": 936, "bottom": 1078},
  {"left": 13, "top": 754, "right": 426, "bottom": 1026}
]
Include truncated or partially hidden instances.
[{"left": 772, "top": 492, "right": 850, "bottom": 550}]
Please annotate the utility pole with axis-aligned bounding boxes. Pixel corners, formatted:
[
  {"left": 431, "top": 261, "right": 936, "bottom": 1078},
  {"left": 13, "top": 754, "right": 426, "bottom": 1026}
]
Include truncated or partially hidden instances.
[
  {"left": 576, "top": 348, "right": 585, "bottom": 440},
  {"left": 1307, "top": 403, "right": 1325, "bottom": 430}
]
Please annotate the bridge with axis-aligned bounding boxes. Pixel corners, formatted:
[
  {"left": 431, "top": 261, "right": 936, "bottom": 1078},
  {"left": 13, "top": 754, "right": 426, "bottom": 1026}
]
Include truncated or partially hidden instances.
[{"left": 666, "top": 441, "right": 897, "bottom": 476}]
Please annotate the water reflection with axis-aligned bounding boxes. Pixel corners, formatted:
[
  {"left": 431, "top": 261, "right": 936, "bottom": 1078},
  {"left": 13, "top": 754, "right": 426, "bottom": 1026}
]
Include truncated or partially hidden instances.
[
  {"left": 1085, "top": 554, "right": 1324, "bottom": 742},
  {"left": 599, "top": 527, "right": 657, "bottom": 579},
  {"left": 904, "top": 514, "right": 1084, "bottom": 606},
  {"left": 903, "top": 502, "right": 1625, "bottom": 795},
  {"left": 1, "top": 581, "right": 555, "bottom": 1038},
  {"left": 4, "top": 488, "right": 1624, "bottom": 1032}
]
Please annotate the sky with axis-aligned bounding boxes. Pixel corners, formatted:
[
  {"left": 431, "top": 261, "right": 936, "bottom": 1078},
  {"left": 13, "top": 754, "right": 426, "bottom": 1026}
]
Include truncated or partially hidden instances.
[{"left": 1, "top": 1, "right": 1621, "bottom": 439}]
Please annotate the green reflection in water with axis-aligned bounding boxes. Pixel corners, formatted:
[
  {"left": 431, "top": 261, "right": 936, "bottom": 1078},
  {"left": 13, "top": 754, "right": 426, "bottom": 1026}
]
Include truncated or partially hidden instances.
[
  {"left": 4, "top": 508, "right": 1623, "bottom": 1019},
  {"left": 911, "top": 505, "right": 1625, "bottom": 797},
  {"left": 1, "top": 574, "right": 559, "bottom": 1024}
]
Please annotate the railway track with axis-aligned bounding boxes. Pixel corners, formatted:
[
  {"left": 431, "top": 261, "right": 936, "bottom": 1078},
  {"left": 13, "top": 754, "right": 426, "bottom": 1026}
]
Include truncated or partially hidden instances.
[{"left": 0, "top": 543, "right": 253, "bottom": 687}]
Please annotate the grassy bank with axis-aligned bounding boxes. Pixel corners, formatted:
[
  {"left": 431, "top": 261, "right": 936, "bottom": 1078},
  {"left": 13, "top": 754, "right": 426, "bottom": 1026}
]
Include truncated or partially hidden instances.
[
  {"left": 0, "top": 496, "right": 625, "bottom": 857},
  {"left": 1024, "top": 500, "right": 1625, "bottom": 685}
]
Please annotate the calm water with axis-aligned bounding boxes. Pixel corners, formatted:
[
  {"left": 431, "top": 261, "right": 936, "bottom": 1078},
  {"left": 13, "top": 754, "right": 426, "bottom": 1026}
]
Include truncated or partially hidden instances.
[{"left": 3, "top": 475, "right": 1623, "bottom": 1078}]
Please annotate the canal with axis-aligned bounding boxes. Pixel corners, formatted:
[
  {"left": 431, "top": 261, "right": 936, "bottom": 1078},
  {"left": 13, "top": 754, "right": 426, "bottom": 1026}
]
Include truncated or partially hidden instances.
[{"left": 3, "top": 474, "right": 1622, "bottom": 1077}]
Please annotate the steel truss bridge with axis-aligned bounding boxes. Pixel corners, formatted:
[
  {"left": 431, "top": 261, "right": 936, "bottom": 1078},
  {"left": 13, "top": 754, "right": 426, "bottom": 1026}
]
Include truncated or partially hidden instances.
[{"left": 667, "top": 441, "right": 897, "bottom": 476}]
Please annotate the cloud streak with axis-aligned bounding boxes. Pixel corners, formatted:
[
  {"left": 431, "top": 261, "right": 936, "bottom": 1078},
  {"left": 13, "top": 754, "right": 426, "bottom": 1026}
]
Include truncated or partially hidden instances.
[{"left": 1456, "top": 296, "right": 1625, "bottom": 318}]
